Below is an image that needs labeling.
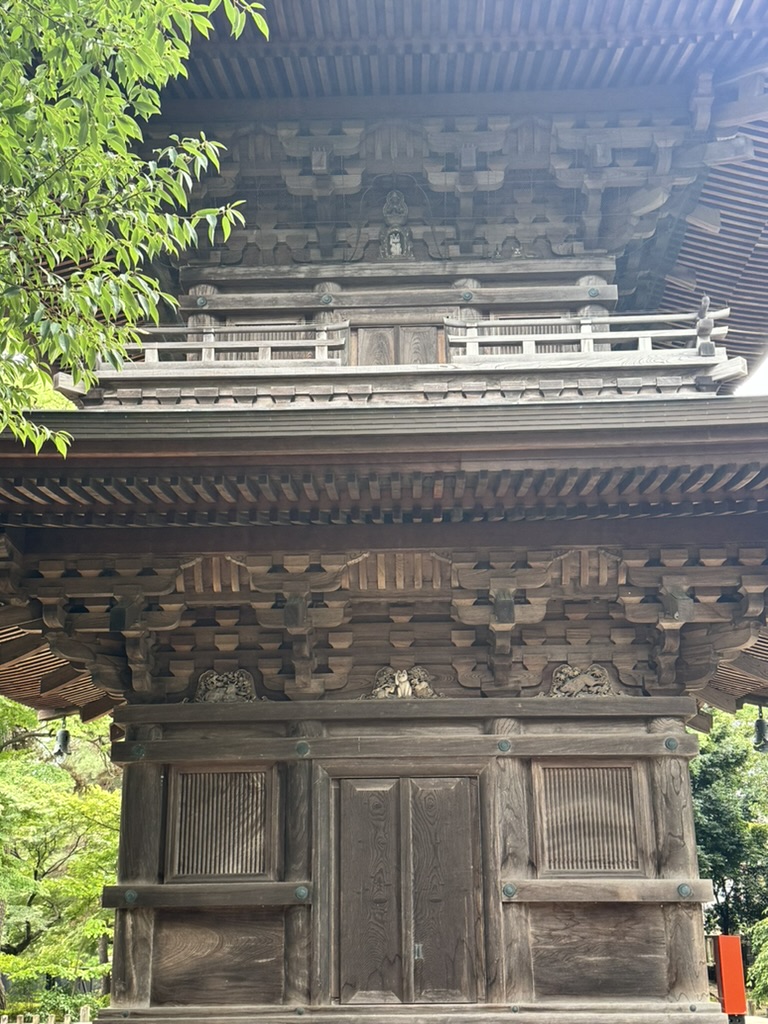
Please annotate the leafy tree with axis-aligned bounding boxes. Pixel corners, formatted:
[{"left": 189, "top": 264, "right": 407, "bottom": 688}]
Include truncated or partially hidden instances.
[
  {"left": 0, "top": 697, "right": 120, "bottom": 1012},
  {"left": 691, "top": 707, "right": 768, "bottom": 937},
  {"left": 0, "top": 0, "right": 267, "bottom": 453}
]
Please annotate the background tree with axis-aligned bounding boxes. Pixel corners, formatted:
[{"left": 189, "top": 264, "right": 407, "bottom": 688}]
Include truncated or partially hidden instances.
[
  {"left": 0, "top": 697, "right": 120, "bottom": 1013},
  {"left": 0, "top": 0, "right": 268, "bottom": 453},
  {"left": 692, "top": 706, "right": 768, "bottom": 937}
]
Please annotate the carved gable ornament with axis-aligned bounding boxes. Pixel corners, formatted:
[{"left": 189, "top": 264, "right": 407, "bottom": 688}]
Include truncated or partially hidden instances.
[
  {"left": 364, "top": 665, "right": 441, "bottom": 699},
  {"left": 547, "top": 663, "right": 623, "bottom": 698},
  {"left": 379, "top": 190, "right": 413, "bottom": 259},
  {"left": 194, "top": 669, "right": 258, "bottom": 703}
]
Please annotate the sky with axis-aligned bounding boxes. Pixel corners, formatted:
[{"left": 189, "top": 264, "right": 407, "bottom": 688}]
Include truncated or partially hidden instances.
[{"left": 736, "top": 355, "right": 768, "bottom": 396}]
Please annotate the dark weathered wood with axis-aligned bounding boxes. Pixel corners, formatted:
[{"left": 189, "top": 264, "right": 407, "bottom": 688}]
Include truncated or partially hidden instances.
[
  {"left": 118, "top": 761, "right": 164, "bottom": 884},
  {"left": 479, "top": 766, "right": 506, "bottom": 1004},
  {"left": 151, "top": 909, "right": 284, "bottom": 1006},
  {"left": 310, "top": 763, "right": 334, "bottom": 1007},
  {"left": 494, "top": 746, "right": 533, "bottom": 877},
  {"left": 409, "top": 777, "right": 482, "bottom": 1003},
  {"left": 97, "top": 1005, "right": 724, "bottom": 1024},
  {"left": 532, "top": 762, "right": 653, "bottom": 876},
  {"left": 650, "top": 756, "right": 699, "bottom": 877},
  {"left": 165, "top": 767, "right": 276, "bottom": 880},
  {"left": 529, "top": 904, "right": 668, "bottom": 999},
  {"left": 103, "top": 882, "right": 311, "bottom": 909},
  {"left": 39, "top": 664, "right": 86, "bottom": 695},
  {"left": 112, "top": 733, "right": 700, "bottom": 764},
  {"left": 110, "top": 908, "right": 154, "bottom": 1007},
  {"left": 339, "top": 778, "right": 403, "bottom": 1004},
  {"left": 499, "top": 879, "right": 712, "bottom": 902},
  {"left": 0, "top": 634, "right": 48, "bottom": 666},
  {"left": 284, "top": 722, "right": 322, "bottom": 1005},
  {"left": 114, "top": 696, "right": 698, "bottom": 725},
  {"left": 663, "top": 904, "right": 710, "bottom": 1003}
]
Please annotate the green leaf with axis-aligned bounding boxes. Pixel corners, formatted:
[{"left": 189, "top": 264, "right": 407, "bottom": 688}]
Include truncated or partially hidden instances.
[{"left": 0, "top": 0, "right": 267, "bottom": 455}]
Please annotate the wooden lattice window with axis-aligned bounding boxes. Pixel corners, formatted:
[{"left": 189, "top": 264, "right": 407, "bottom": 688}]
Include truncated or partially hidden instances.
[
  {"left": 533, "top": 762, "right": 651, "bottom": 877},
  {"left": 166, "top": 766, "right": 279, "bottom": 881}
]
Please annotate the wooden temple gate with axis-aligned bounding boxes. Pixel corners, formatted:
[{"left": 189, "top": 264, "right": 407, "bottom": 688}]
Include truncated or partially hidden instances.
[{"left": 5, "top": 2, "right": 768, "bottom": 1021}]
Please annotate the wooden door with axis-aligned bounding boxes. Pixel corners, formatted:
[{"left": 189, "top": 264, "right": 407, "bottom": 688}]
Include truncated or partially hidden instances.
[
  {"left": 339, "top": 776, "right": 483, "bottom": 1004},
  {"left": 357, "top": 327, "right": 439, "bottom": 365}
]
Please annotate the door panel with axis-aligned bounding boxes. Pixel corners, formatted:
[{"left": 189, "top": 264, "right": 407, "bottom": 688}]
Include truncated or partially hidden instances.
[
  {"left": 339, "top": 780, "right": 403, "bottom": 1004},
  {"left": 399, "top": 327, "right": 439, "bottom": 364},
  {"left": 410, "top": 778, "right": 478, "bottom": 1002},
  {"left": 358, "top": 329, "right": 396, "bottom": 366},
  {"left": 339, "top": 776, "right": 481, "bottom": 1005},
  {"left": 357, "top": 327, "right": 438, "bottom": 365}
]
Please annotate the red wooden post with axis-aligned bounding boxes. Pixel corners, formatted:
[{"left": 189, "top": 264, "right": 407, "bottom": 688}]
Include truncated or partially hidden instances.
[{"left": 714, "top": 935, "right": 747, "bottom": 1016}]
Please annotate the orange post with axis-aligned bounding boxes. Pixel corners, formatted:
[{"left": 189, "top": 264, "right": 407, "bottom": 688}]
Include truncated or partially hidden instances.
[{"left": 714, "top": 935, "right": 747, "bottom": 1016}]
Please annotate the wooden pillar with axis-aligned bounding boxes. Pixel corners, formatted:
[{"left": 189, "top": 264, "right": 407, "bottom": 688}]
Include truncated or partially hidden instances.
[
  {"left": 490, "top": 718, "right": 534, "bottom": 1004},
  {"left": 111, "top": 727, "right": 164, "bottom": 1008},
  {"left": 284, "top": 721, "right": 322, "bottom": 1006},
  {"left": 650, "top": 718, "right": 709, "bottom": 1004}
]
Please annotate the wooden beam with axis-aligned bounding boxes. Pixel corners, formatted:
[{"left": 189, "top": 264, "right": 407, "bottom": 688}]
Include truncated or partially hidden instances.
[
  {"left": 178, "top": 284, "right": 618, "bottom": 313},
  {"left": 156, "top": 84, "right": 691, "bottom": 128},
  {"left": 80, "top": 694, "right": 119, "bottom": 722},
  {"left": 696, "top": 684, "right": 740, "bottom": 713},
  {"left": 112, "top": 733, "right": 700, "bottom": 765},
  {"left": 0, "top": 603, "right": 42, "bottom": 628},
  {"left": 17, "top": 515, "right": 768, "bottom": 561},
  {"left": 500, "top": 879, "right": 712, "bottom": 903},
  {"left": 103, "top": 882, "right": 312, "bottom": 909},
  {"left": 688, "top": 710, "right": 713, "bottom": 734}
]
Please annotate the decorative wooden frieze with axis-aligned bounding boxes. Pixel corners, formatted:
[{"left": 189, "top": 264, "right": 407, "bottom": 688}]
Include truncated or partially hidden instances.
[
  {"left": 8, "top": 543, "right": 768, "bottom": 705},
  {"left": 168, "top": 108, "right": 745, "bottom": 265}
]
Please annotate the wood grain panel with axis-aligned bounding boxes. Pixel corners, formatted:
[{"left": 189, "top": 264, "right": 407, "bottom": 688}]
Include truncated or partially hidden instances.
[
  {"left": 151, "top": 909, "right": 284, "bottom": 1006},
  {"left": 535, "top": 764, "right": 643, "bottom": 875},
  {"left": 409, "top": 777, "right": 480, "bottom": 1003},
  {"left": 529, "top": 904, "right": 668, "bottom": 998},
  {"left": 358, "top": 329, "right": 395, "bottom": 365},
  {"left": 400, "top": 327, "right": 438, "bottom": 364},
  {"left": 339, "top": 779, "right": 403, "bottom": 1004},
  {"left": 167, "top": 769, "right": 271, "bottom": 880}
]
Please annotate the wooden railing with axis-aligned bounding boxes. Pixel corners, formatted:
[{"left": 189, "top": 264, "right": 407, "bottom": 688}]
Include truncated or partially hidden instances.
[
  {"left": 444, "top": 308, "right": 729, "bottom": 360},
  {"left": 1, "top": 1007, "right": 92, "bottom": 1024},
  {"left": 118, "top": 322, "right": 350, "bottom": 366},
  {"left": 112, "top": 308, "right": 729, "bottom": 370}
]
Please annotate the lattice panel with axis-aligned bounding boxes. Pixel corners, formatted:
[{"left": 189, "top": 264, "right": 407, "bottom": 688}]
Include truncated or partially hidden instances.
[
  {"left": 168, "top": 770, "right": 271, "bottom": 879},
  {"left": 536, "top": 765, "right": 641, "bottom": 875}
]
